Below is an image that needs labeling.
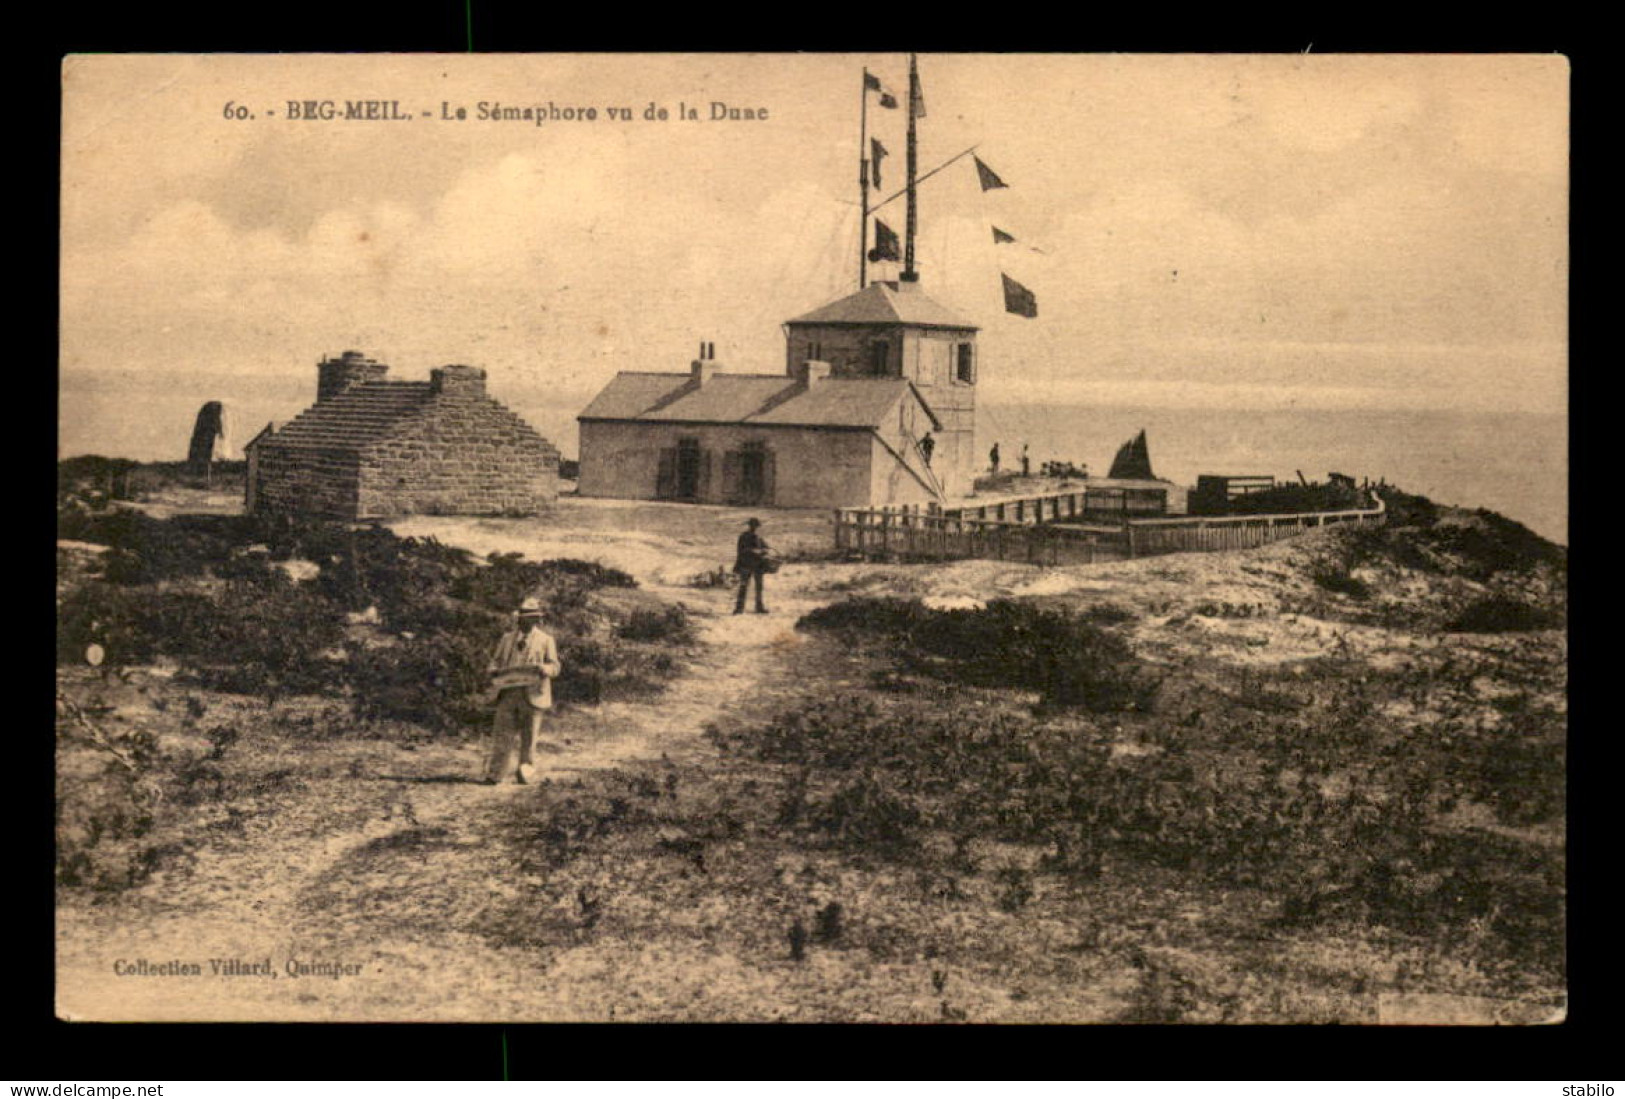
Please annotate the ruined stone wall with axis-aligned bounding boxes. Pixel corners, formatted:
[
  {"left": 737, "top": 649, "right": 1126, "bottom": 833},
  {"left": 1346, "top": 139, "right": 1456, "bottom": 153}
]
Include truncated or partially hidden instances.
[
  {"left": 354, "top": 396, "right": 560, "bottom": 518},
  {"left": 250, "top": 445, "right": 362, "bottom": 519}
]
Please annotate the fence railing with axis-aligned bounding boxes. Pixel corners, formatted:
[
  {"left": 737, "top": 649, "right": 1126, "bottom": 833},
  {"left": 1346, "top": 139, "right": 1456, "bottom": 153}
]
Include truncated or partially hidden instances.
[
  {"left": 833, "top": 494, "right": 1384, "bottom": 565},
  {"left": 833, "top": 507, "right": 1129, "bottom": 566}
]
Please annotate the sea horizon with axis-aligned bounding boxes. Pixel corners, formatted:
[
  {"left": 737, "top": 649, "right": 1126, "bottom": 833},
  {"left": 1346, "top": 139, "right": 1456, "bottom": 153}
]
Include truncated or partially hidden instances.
[{"left": 59, "top": 370, "right": 1567, "bottom": 546}]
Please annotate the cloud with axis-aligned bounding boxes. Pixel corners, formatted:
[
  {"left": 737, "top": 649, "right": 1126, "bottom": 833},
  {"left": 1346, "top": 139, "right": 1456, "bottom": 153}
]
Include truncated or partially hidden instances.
[
  {"left": 60, "top": 53, "right": 1567, "bottom": 423},
  {"left": 1250, "top": 63, "right": 1424, "bottom": 153}
]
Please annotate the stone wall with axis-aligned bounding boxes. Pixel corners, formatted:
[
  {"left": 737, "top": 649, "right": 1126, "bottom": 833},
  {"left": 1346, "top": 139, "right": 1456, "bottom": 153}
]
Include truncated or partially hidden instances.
[
  {"left": 786, "top": 324, "right": 902, "bottom": 379},
  {"left": 317, "top": 351, "right": 389, "bottom": 403},
  {"left": 250, "top": 445, "right": 362, "bottom": 518},
  {"left": 354, "top": 395, "right": 559, "bottom": 518}
]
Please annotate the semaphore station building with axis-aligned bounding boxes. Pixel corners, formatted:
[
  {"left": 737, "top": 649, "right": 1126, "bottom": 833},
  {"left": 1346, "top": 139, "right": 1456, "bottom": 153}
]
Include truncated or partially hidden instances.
[{"left": 576, "top": 277, "right": 978, "bottom": 510}]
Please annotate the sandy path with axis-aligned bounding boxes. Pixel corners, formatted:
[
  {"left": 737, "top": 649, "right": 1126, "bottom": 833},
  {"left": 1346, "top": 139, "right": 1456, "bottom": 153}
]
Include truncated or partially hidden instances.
[
  {"left": 545, "top": 565, "right": 822, "bottom": 771},
  {"left": 57, "top": 540, "right": 825, "bottom": 1021}
]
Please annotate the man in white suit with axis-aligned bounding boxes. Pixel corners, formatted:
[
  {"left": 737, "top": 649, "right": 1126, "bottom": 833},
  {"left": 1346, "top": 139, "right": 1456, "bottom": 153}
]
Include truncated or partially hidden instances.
[{"left": 483, "top": 596, "right": 562, "bottom": 785}]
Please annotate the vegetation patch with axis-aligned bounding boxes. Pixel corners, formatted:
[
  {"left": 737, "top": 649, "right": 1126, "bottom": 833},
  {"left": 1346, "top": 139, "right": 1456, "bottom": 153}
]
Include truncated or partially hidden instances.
[
  {"left": 797, "top": 596, "right": 1155, "bottom": 712},
  {"left": 706, "top": 637, "right": 1565, "bottom": 989},
  {"left": 1336, "top": 487, "right": 1566, "bottom": 582},
  {"left": 615, "top": 604, "right": 694, "bottom": 644},
  {"left": 55, "top": 501, "right": 692, "bottom": 892},
  {"left": 1447, "top": 595, "right": 1564, "bottom": 634}
]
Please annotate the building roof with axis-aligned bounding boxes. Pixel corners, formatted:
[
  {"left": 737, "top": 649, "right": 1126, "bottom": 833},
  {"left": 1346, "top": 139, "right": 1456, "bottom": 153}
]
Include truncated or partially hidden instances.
[
  {"left": 254, "top": 381, "right": 434, "bottom": 451},
  {"left": 784, "top": 281, "right": 977, "bottom": 330},
  {"left": 578, "top": 371, "right": 940, "bottom": 431}
]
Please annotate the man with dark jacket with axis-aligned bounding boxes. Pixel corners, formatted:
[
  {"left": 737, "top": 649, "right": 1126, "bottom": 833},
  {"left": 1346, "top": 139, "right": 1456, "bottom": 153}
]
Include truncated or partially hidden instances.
[{"left": 733, "top": 517, "right": 770, "bottom": 615}]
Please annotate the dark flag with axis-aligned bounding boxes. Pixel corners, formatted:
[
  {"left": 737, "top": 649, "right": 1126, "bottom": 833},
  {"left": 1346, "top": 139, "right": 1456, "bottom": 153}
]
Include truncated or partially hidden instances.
[
  {"left": 864, "top": 70, "right": 898, "bottom": 109},
  {"left": 869, "top": 219, "right": 901, "bottom": 263},
  {"left": 911, "top": 66, "right": 926, "bottom": 118},
  {"left": 1001, "top": 273, "right": 1038, "bottom": 318},
  {"left": 974, "top": 156, "right": 1009, "bottom": 191},
  {"left": 871, "top": 138, "right": 888, "bottom": 188},
  {"left": 992, "top": 226, "right": 1016, "bottom": 244}
]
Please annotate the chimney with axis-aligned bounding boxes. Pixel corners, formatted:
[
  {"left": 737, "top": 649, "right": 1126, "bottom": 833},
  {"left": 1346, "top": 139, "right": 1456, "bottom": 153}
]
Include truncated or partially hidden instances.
[
  {"left": 430, "top": 364, "right": 487, "bottom": 397},
  {"left": 796, "top": 360, "right": 832, "bottom": 386},
  {"left": 896, "top": 273, "right": 921, "bottom": 293},
  {"left": 691, "top": 340, "right": 718, "bottom": 384},
  {"left": 317, "top": 350, "right": 389, "bottom": 402}
]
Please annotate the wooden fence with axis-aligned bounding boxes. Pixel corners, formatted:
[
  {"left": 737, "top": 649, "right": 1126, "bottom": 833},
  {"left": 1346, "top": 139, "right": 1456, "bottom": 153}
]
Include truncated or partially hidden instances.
[
  {"left": 1122, "top": 500, "right": 1386, "bottom": 557},
  {"left": 833, "top": 494, "right": 1385, "bottom": 565},
  {"left": 938, "top": 488, "right": 1167, "bottom": 525}
]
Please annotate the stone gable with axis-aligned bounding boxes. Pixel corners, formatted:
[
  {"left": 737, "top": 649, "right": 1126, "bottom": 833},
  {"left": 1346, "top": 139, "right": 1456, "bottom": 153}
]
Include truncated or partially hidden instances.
[{"left": 248, "top": 354, "right": 560, "bottom": 520}]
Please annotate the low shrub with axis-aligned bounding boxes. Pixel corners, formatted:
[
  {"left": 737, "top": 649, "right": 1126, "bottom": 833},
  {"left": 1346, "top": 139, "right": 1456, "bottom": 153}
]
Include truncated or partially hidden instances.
[
  {"left": 536, "top": 558, "right": 638, "bottom": 589},
  {"left": 687, "top": 566, "right": 733, "bottom": 589},
  {"left": 719, "top": 680, "right": 1564, "bottom": 980},
  {"left": 57, "top": 580, "right": 345, "bottom": 696},
  {"left": 1468, "top": 724, "right": 1565, "bottom": 827},
  {"left": 616, "top": 605, "right": 693, "bottom": 643},
  {"left": 347, "top": 632, "right": 493, "bottom": 733},
  {"left": 798, "top": 597, "right": 1154, "bottom": 712},
  {"left": 166, "top": 581, "right": 348, "bottom": 698},
  {"left": 61, "top": 510, "right": 259, "bottom": 585},
  {"left": 55, "top": 695, "right": 165, "bottom": 893},
  {"left": 57, "top": 583, "right": 162, "bottom": 666},
  {"left": 1197, "top": 481, "right": 1367, "bottom": 517},
  {"left": 1334, "top": 491, "right": 1565, "bottom": 583},
  {"left": 1448, "top": 595, "right": 1563, "bottom": 633},
  {"left": 526, "top": 793, "right": 656, "bottom": 867},
  {"left": 1083, "top": 602, "right": 1136, "bottom": 625},
  {"left": 452, "top": 552, "right": 555, "bottom": 613},
  {"left": 555, "top": 638, "right": 620, "bottom": 705},
  {"left": 312, "top": 527, "right": 478, "bottom": 613},
  {"left": 809, "top": 774, "right": 923, "bottom": 856},
  {"left": 798, "top": 596, "right": 931, "bottom": 635},
  {"left": 454, "top": 555, "right": 635, "bottom": 609},
  {"left": 1308, "top": 562, "right": 1371, "bottom": 599},
  {"left": 58, "top": 455, "right": 143, "bottom": 509}
]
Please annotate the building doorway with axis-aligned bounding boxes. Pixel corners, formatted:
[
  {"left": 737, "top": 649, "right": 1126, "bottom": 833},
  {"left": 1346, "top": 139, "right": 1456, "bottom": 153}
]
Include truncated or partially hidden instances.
[
  {"left": 738, "top": 446, "right": 766, "bottom": 505},
  {"left": 675, "top": 438, "right": 701, "bottom": 500}
]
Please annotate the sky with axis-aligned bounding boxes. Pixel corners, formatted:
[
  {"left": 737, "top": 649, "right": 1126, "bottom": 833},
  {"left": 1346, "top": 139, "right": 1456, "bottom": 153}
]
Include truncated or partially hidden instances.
[{"left": 60, "top": 52, "right": 1568, "bottom": 446}]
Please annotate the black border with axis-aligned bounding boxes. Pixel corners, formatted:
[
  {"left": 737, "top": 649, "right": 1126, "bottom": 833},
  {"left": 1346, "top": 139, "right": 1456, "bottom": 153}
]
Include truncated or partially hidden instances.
[{"left": 39, "top": 11, "right": 1599, "bottom": 1082}]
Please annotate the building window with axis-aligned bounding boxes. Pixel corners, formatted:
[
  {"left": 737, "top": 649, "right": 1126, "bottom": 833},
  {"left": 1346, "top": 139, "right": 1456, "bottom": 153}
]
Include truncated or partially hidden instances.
[
  {"left": 956, "top": 342, "right": 976, "bottom": 384},
  {"left": 868, "top": 340, "right": 889, "bottom": 376},
  {"left": 724, "top": 440, "right": 774, "bottom": 506}
]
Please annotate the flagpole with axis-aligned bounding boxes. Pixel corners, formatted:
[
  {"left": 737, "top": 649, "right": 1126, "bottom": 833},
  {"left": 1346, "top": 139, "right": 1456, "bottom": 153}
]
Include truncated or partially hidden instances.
[
  {"left": 859, "top": 69, "right": 870, "bottom": 290},
  {"left": 903, "top": 53, "right": 919, "bottom": 282},
  {"left": 868, "top": 144, "right": 980, "bottom": 215}
]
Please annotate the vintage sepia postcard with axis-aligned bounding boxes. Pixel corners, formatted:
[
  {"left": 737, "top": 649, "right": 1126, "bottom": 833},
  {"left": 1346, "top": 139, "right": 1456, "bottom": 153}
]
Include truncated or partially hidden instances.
[{"left": 58, "top": 52, "right": 1567, "bottom": 1023}]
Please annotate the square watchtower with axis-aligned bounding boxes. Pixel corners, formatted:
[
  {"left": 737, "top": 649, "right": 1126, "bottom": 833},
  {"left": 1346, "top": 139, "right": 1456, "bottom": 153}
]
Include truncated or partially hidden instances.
[{"left": 783, "top": 279, "right": 979, "bottom": 499}]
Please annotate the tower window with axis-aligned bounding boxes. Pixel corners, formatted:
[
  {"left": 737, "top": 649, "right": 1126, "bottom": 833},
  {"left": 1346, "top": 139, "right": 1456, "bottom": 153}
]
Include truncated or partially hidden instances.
[
  {"left": 868, "top": 340, "right": 889, "bottom": 375},
  {"left": 956, "top": 342, "right": 976, "bottom": 384}
]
